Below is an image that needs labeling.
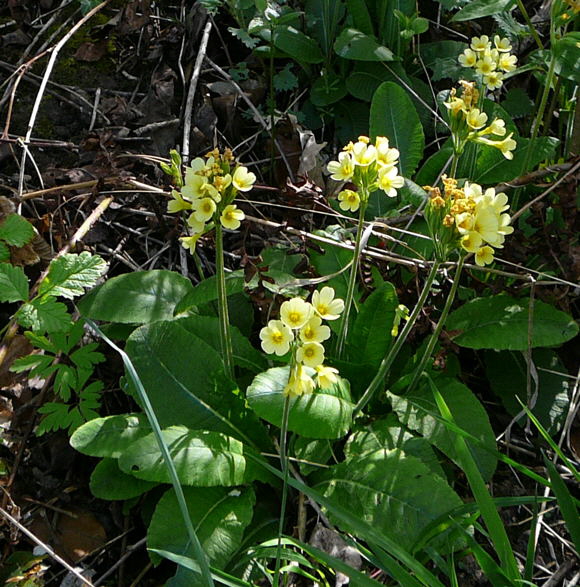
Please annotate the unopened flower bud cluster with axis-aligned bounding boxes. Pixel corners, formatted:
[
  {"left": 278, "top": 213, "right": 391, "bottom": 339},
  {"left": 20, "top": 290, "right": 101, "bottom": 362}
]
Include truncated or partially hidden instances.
[
  {"left": 327, "top": 135, "right": 404, "bottom": 212},
  {"left": 445, "top": 81, "right": 517, "bottom": 160},
  {"left": 424, "top": 176, "right": 514, "bottom": 266},
  {"left": 458, "top": 35, "right": 517, "bottom": 91},
  {"left": 259, "top": 287, "right": 344, "bottom": 397},
  {"left": 167, "top": 148, "right": 256, "bottom": 253}
]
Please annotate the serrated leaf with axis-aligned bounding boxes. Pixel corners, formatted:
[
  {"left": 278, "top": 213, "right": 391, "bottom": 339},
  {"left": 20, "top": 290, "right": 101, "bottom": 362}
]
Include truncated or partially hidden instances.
[
  {"left": 90, "top": 458, "right": 155, "bottom": 500},
  {"left": 370, "top": 82, "right": 425, "bottom": 176},
  {"left": 10, "top": 353, "right": 54, "bottom": 374},
  {"left": 69, "top": 344, "right": 105, "bottom": 371},
  {"left": 501, "top": 88, "right": 534, "bottom": 119},
  {"left": 71, "top": 413, "right": 150, "bottom": 458},
  {"left": 118, "top": 426, "right": 247, "bottom": 486},
  {"left": 274, "top": 63, "right": 298, "bottom": 91},
  {"left": 334, "top": 28, "right": 395, "bottom": 61},
  {"left": 0, "top": 214, "right": 35, "bottom": 247},
  {"left": 39, "top": 252, "right": 107, "bottom": 300},
  {"left": 228, "top": 27, "right": 260, "bottom": 49},
  {"left": 148, "top": 486, "right": 255, "bottom": 568},
  {"left": 0, "top": 263, "right": 29, "bottom": 302},
  {"left": 0, "top": 242, "right": 9, "bottom": 262},
  {"left": 17, "top": 298, "right": 70, "bottom": 333},
  {"left": 446, "top": 294, "right": 579, "bottom": 350},
  {"left": 80, "top": 270, "right": 193, "bottom": 323},
  {"left": 388, "top": 378, "right": 498, "bottom": 480},
  {"left": 316, "top": 449, "right": 464, "bottom": 551},
  {"left": 247, "top": 367, "right": 354, "bottom": 439},
  {"left": 452, "top": 0, "right": 516, "bottom": 22}
]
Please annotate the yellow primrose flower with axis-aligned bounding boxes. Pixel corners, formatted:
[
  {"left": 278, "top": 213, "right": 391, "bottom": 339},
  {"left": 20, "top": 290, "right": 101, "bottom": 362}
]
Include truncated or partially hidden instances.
[
  {"left": 296, "top": 341, "right": 325, "bottom": 368},
  {"left": 284, "top": 364, "right": 315, "bottom": 397},
  {"left": 445, "top": 96, "right": 466, "bottom": 117},
  {"left": 259, "top": 319, "right": 294, "bottom": 356},
  {"left": 483, "top": 71, "right": 504, "bottom": 91},
  {"left": 182, "top": 175, "right": 220, "bottom": 201},
  {"left": 498, "top": 53, "right": 517, "bottom": 72},
  {"left": 475, "top": 55, "right": 497, "bottom": 76},
  {"left": 485, "top": 118, "right": 507, "bottom": 137},
  {"left": 471, "top": 35, "right": 491, "bottom": 52},
  {"left": 466, "top": 108, "right": 488, "bottom": 130},
  {"left": 220, "top": 204, "right": 245, "bottom": 230},
  {"left": 232, "top": 166, "right": 256, "bottom": 192},
  {"left": 477, "top": 133, "right": 516, "bottom": 159},
  {"left": 167, "top": 190, "right": 193, "bottom": 213},
  {"left": 180, "top": 234, "right": 202, "bottom": 254},
  {"left": 327, "top": 152, "right": 355, "bottom": 181},
  {"left": 213, "top": 173, "right": 232, "bottom": 193},
  {"left": 191, "top": 197, "right": 217, "bottom": 223},
  {"left": 455, "top": 212, "right": 475, "bottom": 233},
  {"left": 378, "top": 166, "right": 405, "bottom": 197},
  {"left": 375, "top": 137, "right": 400, "bottom": 168},
  {"left": 351, "top": 141, "right": 377, "bottom": 166},
  {"left": 461, "top": 231, "right": 483, "bottom": 253},
  {"left": 458, "top": 48, "right": 477, "bottom": 67},
  {"left": 475, "top": 245, "right": 495, "bottom": 266},
  {"left": 463, "top": 181, "right": 483, "bottom": 200},
  {"left": 315, "top": 365, "right": 339, "bottom": 390},
  {"left": 312, "top": 287, "right": 345, "bottom": 321},
  {"left": 299, "top": 316, "right": 331, "bottom": 343},
  {"left": 337, "top": 189, "right": 360, "bottom": 212},
  {"left": 280, "top": 298, "right": 314, "bottom": 330},
  {"left": 185, "top": 157, "right": 208, "bottom": 179},
  {"left": 187, "top": 214, "right": 206, "bottom": 234},
  {"left": 494, "top": 35, "right": 512, "bottom": 52},
  {"left": 358, "top": 135, "right": 370, "bottom": 144}
]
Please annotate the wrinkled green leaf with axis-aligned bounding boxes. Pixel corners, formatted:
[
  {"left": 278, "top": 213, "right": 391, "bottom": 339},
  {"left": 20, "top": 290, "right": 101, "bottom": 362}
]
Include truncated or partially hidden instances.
[
  {"left": 118, "top": 426, "right": 247, "bottom": 486},
  {"left": 18, "top": 298, "right": 70, "bottom": 333},
  {"left": 370, "top": 82, "right": 425, "bottom": 176},
  {"left": 452, "top": 0, "right": 516, "bottom": 22},
  {"left": 79, "top": 270, "right": 193, "bottom": 323},
  {"left": 0, "top": 214, "right": 35, "bottom": 247},
  {"left": 247, "top": 367, "right": 353, "bottom": 439},
  {"left": 447, "top": 294, "right": 579, "bottom": 350},
  {"left": 90, "top": 458, "right": 155, "bottom": 500}
]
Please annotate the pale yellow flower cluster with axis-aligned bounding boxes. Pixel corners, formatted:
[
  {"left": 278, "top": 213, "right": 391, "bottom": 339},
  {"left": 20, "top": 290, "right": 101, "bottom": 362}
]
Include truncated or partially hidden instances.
[
  {"left": 259, "top": 287, "right": 344, "bottom": 396},
  {"left": 424, "top": 177, "right": 514, "bottom": 266},
  {"left": 445, "top": 81, "right": 517, "bottom": 160},
  {"left": 458, "top": 35, "right": 517, "bottom": 91},
  {"left": 167, "top": 148, "right": 256, "bottom": 252},
  {"left": 327, "top": 135, "right": 404, "bottom": 212}
]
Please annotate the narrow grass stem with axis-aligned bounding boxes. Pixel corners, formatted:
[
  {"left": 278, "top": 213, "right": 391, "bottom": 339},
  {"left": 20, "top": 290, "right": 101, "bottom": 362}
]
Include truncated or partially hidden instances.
[
  {"left": 407, "top": 255, "right": 465, "bottom": 394},
  {"left": 353, "top": 259, "right": 442, "bottom": 418},
  {"left": 273, "top": 393, "right": 291, "bottom": 587},
  {"left": 215, "top": 223, "right": 234, "bottom": 379},
  {"left": 336, "top": 198, "right": 368, "bottom": 358},
  {"left": 515, "top": 0, "right": 544, "bottom": 51}
]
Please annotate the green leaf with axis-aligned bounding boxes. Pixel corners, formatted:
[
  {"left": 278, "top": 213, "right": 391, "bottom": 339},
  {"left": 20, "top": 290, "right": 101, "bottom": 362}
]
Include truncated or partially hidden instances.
[
  {"left": 272, "top": 25, "right": 324, "bottom": 64},
  {"left": 370, "top": 82, "right": 425, "bottom": 176},
  {"left": 334, "top": 28, "right": 395, "bottom": 61},
  {"left": 415, "top": 145, "right": 454, "bottom": 187},
  {"left": 273, "top": 63, "right": 298, "bottom": 92},
  {"left": 451, "top": 0, "right": 516, "bottom": 22},
  {"left": 39, "top": 252, "right": 107, "bottom": 299},
  {"left": 125, "top": 320, "right": 271, "bottom": 449},
  {"left": 36, "top": 402, "right": 84, "bottom": 435},
  {"left": 345, "top": 417, "right": 446, "bottom": 478},
  {"left": 502, "top": 88, "right": 534, "bottom": 119},
  {"left": 90, "top": 458, "right": 156, "bottom": 500},
  {"left": 247, "top": 367, "right": 354, "bottom": 439},
  {"left": 18, "top": 298, "right": 70, "bottom": 333},
  {"left": 345, "top": 0, "right": 374, "bottom": 36},
  {"left": 69, "top": 344, "right": 105, "bottom": 371},
  {"left": 10, "top": 354, "right": 54, "bottom": 375},
  {"left": 0, "top": 214, "right": 35, "bottom": 247},
  {"left": 473, "top": 136, "right": 559, "bottom": 184},
  {"left": 311, "top": 73, "right": 348, "bottom": 107},
  {"left": 316, "top": 449, "right": 464, "bottom": 551},
  {"left": 349, "top": 281, "right": 398, "bottom": 365},
  {"left": 79, "top": 270, "right": 194, "bottom": 323},
  {"left": 174, "top": 270, "right": 245, "bottom": 315},
  {"left": 119, "top": 426, "right": 248, "bottom": 486},
  {"left": 446, "top": 294, "right": 579, "bottom": 350},
  {"left": 485, "top": 349, "right": 570, "bottom": 433},
  {"left": 148, "top": 486, "right": 255, "bottom": 568},
  {"left": 0, "top": 242, "right": 9, "bottom": 262},
  {"left": 70, "top": 413, "right": 151, "bottom": 458},
  {"left": 388, "top": 378, "right": 498, "bottom": 480},
  {"left": 553, "top": 32, "right": 580, "bottom": 83},
  {"left": 0, "top": 264, "right": 29, "bottom": 302}
]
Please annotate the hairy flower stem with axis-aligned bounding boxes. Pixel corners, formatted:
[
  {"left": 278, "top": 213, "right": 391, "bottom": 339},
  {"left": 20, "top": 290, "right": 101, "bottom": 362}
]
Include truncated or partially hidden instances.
[
  {"left": 215, "top": 223, "right": 234, "bottom": 379},
  {"left": 336, "top": 197, "right": 368, "bottom": 358},
  {"left": 406, "top": 255, "right": 465, "bottom": 394},
  {"left": 353, "top": 259, "right": 442, "bottom": 418},
  {"left": 273, "top": 392, "right": 291, "bottom": 587}
]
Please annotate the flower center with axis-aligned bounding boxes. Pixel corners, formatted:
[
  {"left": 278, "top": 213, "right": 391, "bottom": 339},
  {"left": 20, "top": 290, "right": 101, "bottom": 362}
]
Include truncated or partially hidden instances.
[
  {"left": 288, "top": 312, "right": 301, "bottom": 325},
  {"left": 272, "top": 332, "right": 283, "bottom": 343}
]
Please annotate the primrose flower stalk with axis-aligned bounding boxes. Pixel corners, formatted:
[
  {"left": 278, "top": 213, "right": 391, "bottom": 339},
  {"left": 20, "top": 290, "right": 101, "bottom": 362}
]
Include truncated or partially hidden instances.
[
  {"left": 326, "top": 135, "right": 405, "bottom": 358},
  {"left": 163, "top": 147, "right": 256, "bottom": 378}
]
